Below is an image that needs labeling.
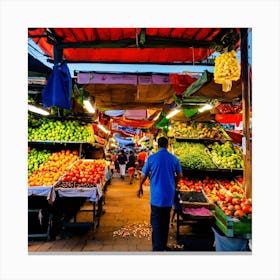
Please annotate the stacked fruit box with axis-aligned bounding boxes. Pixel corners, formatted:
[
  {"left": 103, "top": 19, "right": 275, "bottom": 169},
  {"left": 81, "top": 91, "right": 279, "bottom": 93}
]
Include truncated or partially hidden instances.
[
  {"left": 55, "top": 159, "right": 107, "bottom": 189},
  {"left": 214, "top": 204, "right": 252, "bottom": 238}
]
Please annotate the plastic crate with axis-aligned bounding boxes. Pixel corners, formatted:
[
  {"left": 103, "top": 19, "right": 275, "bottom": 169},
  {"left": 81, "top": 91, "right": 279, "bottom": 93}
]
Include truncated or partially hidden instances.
[{"left": 214, "top": 204, "right": 252, "bottom": 238}]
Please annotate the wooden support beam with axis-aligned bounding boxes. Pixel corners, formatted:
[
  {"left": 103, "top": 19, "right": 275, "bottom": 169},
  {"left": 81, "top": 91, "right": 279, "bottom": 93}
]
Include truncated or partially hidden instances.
[{"left": 240, "top": 28, "right": 252, "bottom": 198}]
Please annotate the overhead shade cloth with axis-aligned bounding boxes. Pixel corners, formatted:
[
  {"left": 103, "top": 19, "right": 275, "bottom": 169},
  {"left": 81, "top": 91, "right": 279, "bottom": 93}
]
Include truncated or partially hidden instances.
[
  {"left": 42, "top": 63, "right": 72, "bottom": 109},
  {"left": 28, "top": 28, "right": 240, "bottom": 64},
  {"left": 124, "top": 110, "right": 147, "bottom": 120},
  {"left": 104, "top": 110, "right": 125, "bottom": 117},
  {"left": 83, "top": 83, "right": 175, "bottom": 110},
  {"left": 112, "top": 116, "right": 154, "bottom": 129},
  {"left": 180, "top": 70, "right": 242, "bottom": 103}
]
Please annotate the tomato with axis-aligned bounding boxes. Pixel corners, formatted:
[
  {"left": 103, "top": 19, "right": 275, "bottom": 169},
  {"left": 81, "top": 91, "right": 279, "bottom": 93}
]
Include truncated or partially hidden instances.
[
  {"left": 227, "top": 204, "right": 235, "bottom": 211},
  {"left": 225, "top": 210, "right": 232, "bottom": 216},
  {"left": 242, "top": 205, "right": 252, "bottom": 213},
  {"left": 234, "top": 210, "right": 244, "bottom": 217},
  {"left": 232, "top": 198, "right": 241, "bottom": 205},
  {"left": 225, "top": 196, "right": 232, "bottom": 203},
  {"left": 234, "top": 205, "right": 241, "bottom": 210}
]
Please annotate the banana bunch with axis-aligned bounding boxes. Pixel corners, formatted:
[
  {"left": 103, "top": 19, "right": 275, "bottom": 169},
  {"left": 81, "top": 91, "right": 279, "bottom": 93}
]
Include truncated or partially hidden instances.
[{"left": 214, "top": 50, "right": 240, "bottom": 92}]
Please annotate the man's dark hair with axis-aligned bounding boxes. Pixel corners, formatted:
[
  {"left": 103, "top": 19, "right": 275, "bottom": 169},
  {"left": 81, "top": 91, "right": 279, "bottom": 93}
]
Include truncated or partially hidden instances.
[{"left": 158, "top": 137, "right": 168, "bottom": 148}]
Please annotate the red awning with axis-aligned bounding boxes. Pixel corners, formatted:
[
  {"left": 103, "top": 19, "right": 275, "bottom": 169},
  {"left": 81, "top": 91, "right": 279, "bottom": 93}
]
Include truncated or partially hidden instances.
[
  {"left": 28, "top": 28, "right": 239, "bottom": 64},
  {"left": 112, "top": 116, "right": 154, "bottom": 129}
]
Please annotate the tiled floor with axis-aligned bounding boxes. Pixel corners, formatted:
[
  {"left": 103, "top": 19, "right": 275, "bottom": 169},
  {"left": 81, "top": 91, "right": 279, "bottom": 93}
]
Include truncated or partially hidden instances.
[{"left": 28, "top": 174, "right": 215, "bottom": 253}]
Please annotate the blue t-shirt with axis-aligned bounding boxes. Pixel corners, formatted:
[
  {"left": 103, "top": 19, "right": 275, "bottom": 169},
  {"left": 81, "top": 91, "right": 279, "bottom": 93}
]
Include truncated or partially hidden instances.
[{"left": 142, "top": 148, "right": 182, "bottom": 207}]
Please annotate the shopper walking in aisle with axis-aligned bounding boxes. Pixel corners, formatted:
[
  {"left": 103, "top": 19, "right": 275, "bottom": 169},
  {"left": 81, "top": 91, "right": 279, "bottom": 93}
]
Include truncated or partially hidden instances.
[
  {"left": 117, "top": 149, "right": 127, "bottom": 180},
  {"left": 137, "top": 137, "right": 183, "bottom": 251},
  {"left": 137, "top": 149, "right": 147, "bottom": 168},
  {"left": 126, "top": 150, "right": 136, "bottom": 184}
]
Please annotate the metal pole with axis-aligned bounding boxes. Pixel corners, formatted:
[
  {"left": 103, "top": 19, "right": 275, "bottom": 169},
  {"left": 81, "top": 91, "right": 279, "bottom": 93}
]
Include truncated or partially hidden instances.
[{"left": 240, "top": 28, "right": 252, "bottom": 198}]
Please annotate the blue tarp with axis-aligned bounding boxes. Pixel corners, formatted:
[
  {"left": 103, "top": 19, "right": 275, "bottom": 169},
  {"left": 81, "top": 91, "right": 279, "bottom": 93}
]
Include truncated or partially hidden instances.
[{"left": 42, "top": 63, "right": 72, "bottom": 109}]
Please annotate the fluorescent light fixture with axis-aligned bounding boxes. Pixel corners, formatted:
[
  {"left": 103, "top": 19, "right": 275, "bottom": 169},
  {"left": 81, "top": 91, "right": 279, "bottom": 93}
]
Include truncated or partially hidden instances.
[
  {"left": 83, "top": 99, "right": 96, "bottom": 113},
  {"left": 153, "top": 112, "right": 161, "bottom": 121},
  {"left": 98, "top": 124, "right": 110, "bottom": 134},
  {"left": 198, "top": 104, "right": 213, "bottom": 113},
  {"left": 28, "top": 104, "right": 50, "bottom": 116},
  {"left": 166, "top": 108, "right": 180, "bottom": 119}
]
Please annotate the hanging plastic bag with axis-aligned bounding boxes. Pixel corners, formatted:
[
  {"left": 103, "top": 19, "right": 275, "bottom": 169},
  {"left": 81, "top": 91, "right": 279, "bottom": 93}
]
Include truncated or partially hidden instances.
[{"left": 42, "top": 62, "right": 72, "bottom": 109}]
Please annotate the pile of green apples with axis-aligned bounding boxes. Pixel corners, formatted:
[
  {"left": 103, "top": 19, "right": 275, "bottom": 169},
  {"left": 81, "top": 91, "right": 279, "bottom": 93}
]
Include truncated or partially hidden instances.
[
  {"left": 28, "top": 118, "right": 94, "bottom": 142},
  {"left": 28, "top": 148, "right": 51, "bottom": 177},
  {"left": 209, "top": 141, "right": 244, "bottom": 169}
]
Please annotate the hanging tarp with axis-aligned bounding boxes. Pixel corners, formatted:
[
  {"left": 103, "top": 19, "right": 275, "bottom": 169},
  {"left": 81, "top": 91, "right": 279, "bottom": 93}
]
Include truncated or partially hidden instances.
[
  {"left": 28, "top": 28, "right": 240, "bottom": 64},
  {"left": 182, "top": 70, "right": 242, "bottom": 102},
  {"left": 112, "top": 116, "right": 154, "bottom": 129},
  {"left": 124, "top": 110, "right": 147, "bottom": 120},
  {"left": 105, "top": 110, "right": 125, "bottom": 117},
  {"left": 169, "top": 73, "right": 197, "bottom": 95},
  {"left": 42, "top": 63, "right": 72, "bottom": 109},
  {"left": 114, "top": 133, "right": 135, "bottom": 146},
  {"left": 83, "top": 83, "right": 175, "bottom": 110}
]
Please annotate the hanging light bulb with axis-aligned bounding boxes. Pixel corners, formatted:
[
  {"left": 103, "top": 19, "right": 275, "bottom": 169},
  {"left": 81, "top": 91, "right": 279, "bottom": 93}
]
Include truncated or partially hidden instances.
[
  {"left": 83, "top": 98, "right": 96, "bottom": 113},
  {"left": 153, "top": 112, "right": 161, "bottom": 121},
  {"left": 166, "top": 108, "right": 181, "bottom": 119},
  {"left": 28, "top": 104, "right": 50, "bottom": 116},
  {"left": 198, "top": 104, "right": 213, "bottom": 113}
]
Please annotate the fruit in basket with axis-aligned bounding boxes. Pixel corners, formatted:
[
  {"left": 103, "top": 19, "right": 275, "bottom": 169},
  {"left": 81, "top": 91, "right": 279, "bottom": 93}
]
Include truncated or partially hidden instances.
[
  {"left": 173, "top": 141, "right": 216, "bottom": 169},
  {"left": 217, "top": 178, "right": 244, "bottom": 195},
  {"left": 28, "top": 149, "right": 79, "bottom": 186},
  {"left": 28, "top": 148, "right": 51, "bottom": 177},
  {"left": 173, "top": 121, "right": 229, "bottom": 140},
  {"left": 197, "top": 176, "right": 221, "bottom": 203},
  {"left": 60, "top": 159, "right": 107, "bottom": 187},
  {"left": 218, "top": 196, "right": 252, "bottom": 218},
  {"left": 28, "top": 119, "right": 94, "bottom": 142},
  {"left": 177, "top": 178, "right": 201, "bottom": 191},
  {"left": 209, "top": 141, "right": 244, "bottom": 169}
]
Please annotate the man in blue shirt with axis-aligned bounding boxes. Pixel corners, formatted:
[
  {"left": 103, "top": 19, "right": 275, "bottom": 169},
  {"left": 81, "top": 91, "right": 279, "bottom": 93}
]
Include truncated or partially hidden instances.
[{"left": 137, "top": 137, "right": 183, "bottom": 251}]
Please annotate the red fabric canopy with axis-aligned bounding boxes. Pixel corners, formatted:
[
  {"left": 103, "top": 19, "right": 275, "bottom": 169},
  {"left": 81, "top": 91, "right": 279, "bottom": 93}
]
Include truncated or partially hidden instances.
[
  {"left": 169, "top": 73, "right": 197, "bottom": 95},
  {"left": 28, "top": 28, "right": 236, "bottom": 64},
  {"left": 112, "top": 116, "right": 154, "bottom": 129}
]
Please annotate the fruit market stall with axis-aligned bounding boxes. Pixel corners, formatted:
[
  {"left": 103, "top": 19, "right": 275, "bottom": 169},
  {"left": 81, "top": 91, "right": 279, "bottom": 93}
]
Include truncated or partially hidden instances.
[
  {"left": 28, "top": 113, "right": 110, "bottom": 239},
  {"left": 27, "top": 28, "right": 252, "bottom": 250}
]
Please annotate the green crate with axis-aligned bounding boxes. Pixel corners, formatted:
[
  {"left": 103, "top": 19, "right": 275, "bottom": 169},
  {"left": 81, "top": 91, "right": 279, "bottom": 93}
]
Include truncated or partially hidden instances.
[{"left": 214, "top": 204, "right": 252, "bottom": 238}]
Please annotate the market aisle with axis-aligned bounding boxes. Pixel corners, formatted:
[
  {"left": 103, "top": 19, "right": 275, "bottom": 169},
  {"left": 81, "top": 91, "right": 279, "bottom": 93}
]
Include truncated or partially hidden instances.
[{"left": 28, "top": 174, "right": 155, "bottom": 253}]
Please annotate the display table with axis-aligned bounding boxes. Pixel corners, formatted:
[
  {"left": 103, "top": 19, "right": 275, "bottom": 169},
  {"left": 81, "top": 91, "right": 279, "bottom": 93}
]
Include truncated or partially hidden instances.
[
  {"left": 28, "top": 186, "right": 56, "bottom": 203},
  {"left": 28, "top": 186, "right": 55, "bottom": 240},
  {"left": 54, "top": 182, "right": 104, "bottom": 237}
]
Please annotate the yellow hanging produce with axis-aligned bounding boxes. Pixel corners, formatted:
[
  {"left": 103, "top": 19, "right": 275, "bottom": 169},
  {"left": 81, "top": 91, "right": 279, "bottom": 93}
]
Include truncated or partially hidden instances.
[{"left": 214, "top": 50, "right": 240, "bottom": 92}]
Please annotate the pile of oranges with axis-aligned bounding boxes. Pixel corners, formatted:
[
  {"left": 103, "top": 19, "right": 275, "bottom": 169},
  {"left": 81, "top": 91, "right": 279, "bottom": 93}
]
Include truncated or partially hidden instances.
[{"left": 28, "top": 150, "right": 79, "bottom": 186}]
